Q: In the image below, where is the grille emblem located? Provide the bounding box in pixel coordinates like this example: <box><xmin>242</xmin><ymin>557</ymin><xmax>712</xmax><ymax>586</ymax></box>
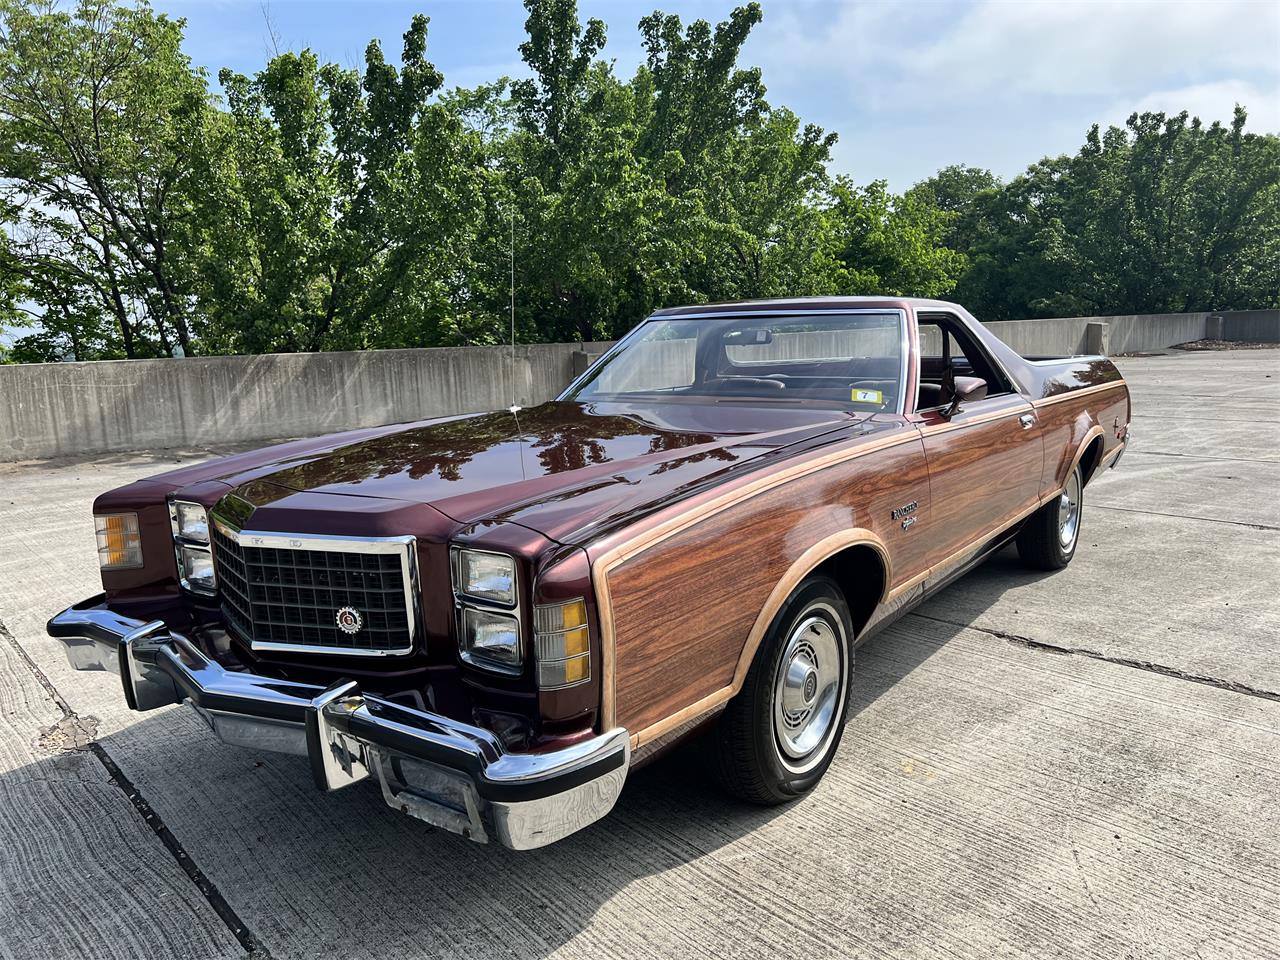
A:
<box><xmin>335</xmin><ymin>606</ymin><xmax>364</xmax><ymax>635</ymax></box>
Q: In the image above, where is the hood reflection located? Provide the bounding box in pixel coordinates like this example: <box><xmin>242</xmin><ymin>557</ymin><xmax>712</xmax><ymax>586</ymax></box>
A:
<box><xmin>229</xmin><ymin>399</ymin><xmax>854</xmax><ymax>532</ymax></box>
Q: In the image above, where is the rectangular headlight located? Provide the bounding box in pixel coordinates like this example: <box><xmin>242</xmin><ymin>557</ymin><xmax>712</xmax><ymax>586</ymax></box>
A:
<box><xmin>95</xmin><ymin>513</ymin><xmax>143</xmax><ymax>570</ymax></box>
<box><xmin>454</xmin><ymin>549</ymin><xmax>517</xmax><ymax>606</ymax></box>
<box><xmin>170</xmin><ymin>500</ymin><xmax>209</xmax><ymax>544</ymax></box>
<box><xmin>460</xmin><ymin>607</ymin><xmax>522</xmax><ymax>672</ymax></box>
<box><xmin>177</xmin><ymin>544</ymin><xmax>217</xmax><ymax>594</ymax></box>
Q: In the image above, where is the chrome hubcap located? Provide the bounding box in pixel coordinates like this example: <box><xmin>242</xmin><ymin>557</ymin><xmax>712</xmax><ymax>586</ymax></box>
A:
<box><xmin>1059</xmin><ymin>468</ymin><xmax>1081</xmax><ymax>549</ymax></box>
<box><xmin>773</xmin><ymin>612</ymin><xmax>845</xmax><ymax>772</ymax></box>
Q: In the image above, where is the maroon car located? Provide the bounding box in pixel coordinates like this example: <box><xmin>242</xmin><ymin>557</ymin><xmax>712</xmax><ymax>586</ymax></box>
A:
<box><xmin>50</xmin><ymin>298</ymin><xmax>1130</xmax><ymax>848</ymax></box>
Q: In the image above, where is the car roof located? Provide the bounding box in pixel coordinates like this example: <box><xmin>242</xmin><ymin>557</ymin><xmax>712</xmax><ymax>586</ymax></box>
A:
<box><xmin>649</xmin><ymin>296</ymin><xmax>963</xmax><ymax>319</ymax></box>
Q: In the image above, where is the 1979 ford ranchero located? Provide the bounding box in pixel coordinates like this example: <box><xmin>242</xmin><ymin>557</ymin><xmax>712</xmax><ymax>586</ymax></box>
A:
<box><xmin>49</xmin><ymin>298</ymin><xmax>1130</xmax><ymax>848</ymax></box>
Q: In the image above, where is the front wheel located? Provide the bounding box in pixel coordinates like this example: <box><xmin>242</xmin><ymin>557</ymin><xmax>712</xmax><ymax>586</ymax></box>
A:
<box><xmin>712</xmin><ymin>575</ymin><xmax>854</xmax><ymax>805</ymax></box>
<box><xmin>1017</xmin><ymin>463</ymin><xmax>1084</xmax><ymax>570</ymax></box>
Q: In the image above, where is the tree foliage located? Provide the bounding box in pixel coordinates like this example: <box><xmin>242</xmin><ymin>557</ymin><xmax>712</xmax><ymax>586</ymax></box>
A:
<box><xmin>0</xmin><ymin>0</ymin><xmax>1275</xmax><ymax>363</ymax></box>
<box><xmin>946</xmin><ymin>109</ymin><xmax>1280</xmax><ymax>320</ymax></box>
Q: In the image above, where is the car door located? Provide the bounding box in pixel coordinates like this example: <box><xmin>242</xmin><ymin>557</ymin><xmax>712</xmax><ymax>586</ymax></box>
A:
<box><xmin>912</xmin><ymin>311</ymin><xmax>1043</xmax><ymax>585</ymax></box>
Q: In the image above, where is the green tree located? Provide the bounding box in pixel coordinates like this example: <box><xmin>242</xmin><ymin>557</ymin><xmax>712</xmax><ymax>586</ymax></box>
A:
<box><xmin>0</xmin><ymin>0</ymin><xmax>217</xmax><ymax>356</ymax></box>
<box><xmin>504</xmin><ymin>0</ymin><xmax>677</xmax><ymax>342</ymax></box>
<box><xmin>950</xmin><ymin>109</ymin><xmax>1280</xmax><ymax>319</ymax></box>
<box><xmin>630</xmin><ymin>4</ymin><xmax>838</xmax><ymax>304</ymax></box>
<box><xmin>195</xmin><ymin>15</ymin><xmax>501</xmax><ymax>353</ymax></box>
<box><xmin>7</xmin><ymin>0</ymin><xmax>1268</xmax><ymax>365</ymax></box>
<box><xmin>825</xmin><ymin>178</ymin><xmax>967</xmax><ymax>299</ymax></box>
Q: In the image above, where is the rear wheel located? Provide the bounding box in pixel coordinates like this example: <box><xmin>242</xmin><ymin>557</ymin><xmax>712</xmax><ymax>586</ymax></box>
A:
<box><xmin>1017</xmin><ymin>463</ymin><xmax>1083</xmax><ymax>570</ymax></box>
<box><xmin>713</xmin><ymin>576</ymin><xmax>853</xmax><ymax>805</ymax></box>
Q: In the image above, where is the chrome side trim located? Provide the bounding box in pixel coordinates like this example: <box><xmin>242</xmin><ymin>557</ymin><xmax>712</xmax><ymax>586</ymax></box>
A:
<box><xmin>47</xmin><ymin>597</ymin><xmax>630</xmax><ymax>850</ymax></box>
<box><xmin>209</xmin><ymin>512</ymin><xmax>421</xmax><ymax>657</ymax></box>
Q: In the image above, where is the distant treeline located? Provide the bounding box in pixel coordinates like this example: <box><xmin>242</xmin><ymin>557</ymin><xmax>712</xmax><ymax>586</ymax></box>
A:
<box><xmin>0</xmin><ymin>0</ymin><xmax>1276</xmax><ymax>363</ymax></box>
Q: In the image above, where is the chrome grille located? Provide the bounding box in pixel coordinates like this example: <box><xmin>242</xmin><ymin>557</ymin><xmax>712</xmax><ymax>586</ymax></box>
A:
<box><xmin>211</xmin><ymin>521</ymin><xmax>417</xmax><ymax>656</ymax></box>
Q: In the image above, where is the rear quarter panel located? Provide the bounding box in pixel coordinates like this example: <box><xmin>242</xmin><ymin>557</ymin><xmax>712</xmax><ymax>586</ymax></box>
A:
<box><xmin>1025</xmin><ymin>359</ymin><xmax>1131</xmax><ymax>493</ymax></box>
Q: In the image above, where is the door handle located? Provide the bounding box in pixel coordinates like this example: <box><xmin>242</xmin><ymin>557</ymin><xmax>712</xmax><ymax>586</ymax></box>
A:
<box><xmin>1019</xmin><ymin>414</ymin><xmax>1035</xmax><ymax>429</ymax></box>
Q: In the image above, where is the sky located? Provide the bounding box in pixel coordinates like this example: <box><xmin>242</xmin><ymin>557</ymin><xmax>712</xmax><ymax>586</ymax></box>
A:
<box><xmin>151</xmin><ymin>0</ymin><xmax>1280</xmax><ymax>191</ymax></box>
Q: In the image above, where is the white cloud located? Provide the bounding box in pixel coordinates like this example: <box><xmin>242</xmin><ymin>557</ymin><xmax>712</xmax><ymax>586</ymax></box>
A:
<box><xmin>756</xmin><ymin>0</ymin><xmax>1279</xmax><ymax>106</ymax></box>
<box><xmin>904</xmin><ymin>0</ymin><xmax>1278</xmax><ymax>102</ymax></box>
<box><xmin>746</xmin><ymin>0</ymin><xmax>1279</xmax><ymax>187</ymax></box>
<box><xmin>1115</xmin><ymin>79</ymin><xmax>1280</xmax><ymax>132</ymax></box>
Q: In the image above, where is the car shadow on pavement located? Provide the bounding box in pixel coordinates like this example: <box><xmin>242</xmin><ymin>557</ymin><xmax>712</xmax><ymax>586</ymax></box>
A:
<box><xmin>12</xmin><ymin>547</ymin><xmax>1060</xmax><ymax>959</ymax></box>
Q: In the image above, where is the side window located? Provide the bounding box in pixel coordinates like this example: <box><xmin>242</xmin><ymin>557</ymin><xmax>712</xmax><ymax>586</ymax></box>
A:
<box><xmin>917</xmin><ymin>313</ymin><xmax>1013</xmax><ymax>409</ymax></box>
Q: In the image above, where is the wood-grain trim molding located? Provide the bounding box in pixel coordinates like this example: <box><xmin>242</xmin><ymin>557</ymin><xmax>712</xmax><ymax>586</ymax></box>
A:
<box><xmin>1069</xmin><ymin>424</ymin><xmax>1106</xmax><ymax>483</ymax></box>
<box><xmin>1101</xmin><ymin>441</ymin><xmax>1125</xmax><ymax>465</ymax></box>
<box><xmin>592</xmin><ymin>429</ymin><xmax>919</xmax><ymax>730</ymax></box>
<box><xmin>732</xmin><ymin>530</ymin><xmax>889</xmax><ymax>683</ymax></box>
<box><xmin>882</xmin><ymin>495</ymin><xmax>1046</xmax><ymax>604</ymax></box>
<box><xmin>916</xmin><ymin>402</ymin><xmax>1027</xmax><ymax>437</ymax></box>
<box><xmin>628</xmin><ymin>687</ymin><xmax>735</xmax><ymax>751</ymax></box>
<box><xmin>1030</xmin><ymin>380</ymin><xmax>1127</xmax><ymax>408</ymax></box>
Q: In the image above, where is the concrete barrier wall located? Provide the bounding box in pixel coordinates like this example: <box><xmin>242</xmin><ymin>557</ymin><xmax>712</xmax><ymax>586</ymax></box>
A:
<box><xmin>1</xmin><ymin>307</ymin><xmax>1273</xmax><ymax>461</ymax></box>
<box><xmin>0</xmin><ymin>342</ymin><xmax>611</xmax><ymax>462</ymax></box>
<box><xmin>986</xmin><ymin>312</ymin><xmax>1213</xmax><ymax>356</ymax></box>
<box><xmin>1211</xmin><ymin>309</ymin><xmax>1280</xmax><ymax>343</ymax></box>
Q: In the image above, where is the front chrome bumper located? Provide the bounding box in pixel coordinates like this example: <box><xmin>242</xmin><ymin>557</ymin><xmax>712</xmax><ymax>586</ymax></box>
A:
<box><xmin>48</xmin><ymin>596</ymin><xmax>629</xmax><ymax>849</ymax></box>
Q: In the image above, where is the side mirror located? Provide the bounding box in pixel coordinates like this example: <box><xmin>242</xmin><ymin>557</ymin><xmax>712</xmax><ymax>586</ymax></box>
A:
<box><xmin>943</xmin><ymin>376</ymin><xmax>987</xmax><ymax>417</ymax></box>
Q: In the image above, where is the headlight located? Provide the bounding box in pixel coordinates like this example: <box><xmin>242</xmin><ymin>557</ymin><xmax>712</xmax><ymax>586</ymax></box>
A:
<box><xmin>534</xmin><ymin>599</ymin><xmax>591</xmax><ymax>688</ymax></box>
<box><xmin>453</xmin><ymin>548</ymin><xmax>517</xmax><ymax>606</ymax></box>
<box><xmin>169</xmin><ymin>500</ymin><xmax>215</xmax><ymax>593</ymax></box>
<box><xmin>170</xmin><ymin>500</ymin><xmax>210</xmax><ymax>544</ymax></box>
<box><xmin>177</xmin><ymin>544</ymin><xmax>217</xmax><ymax>595</ymax></box>
<box><xmin>460</xmin><ymin>607</ymin><xmax>522</xmax><ymax>672</ymax></box>
<box><xmin>95</xmin><ymin>513</ymin><xmax>143</xmax><ymax>570</ymax></box>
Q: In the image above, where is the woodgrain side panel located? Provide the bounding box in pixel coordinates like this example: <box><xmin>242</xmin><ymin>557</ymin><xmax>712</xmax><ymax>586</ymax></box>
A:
<box><xmin>605</xmin><ymin>432</ymin><xmax>930</xmax><ymax>735</ymax></box>
<box><xmin>1034</xmin><ymin>382</ymin><xmax>1129</xmax><ymax>495</ymax></box>
<box><xmin>916</xmin><ymin>394</ymin><xmax>1044</xmax><ymax>565</ymax></box>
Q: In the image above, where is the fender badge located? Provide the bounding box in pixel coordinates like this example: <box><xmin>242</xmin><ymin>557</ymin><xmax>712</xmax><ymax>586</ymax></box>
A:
<box><xmin>335</xmin><ymin>606</ymin><xmax>364</xmax><ymax>635</ymax></box>
<box><xmin>891</xmin><ymin>501</ymin><xmax>919</xmax><ymax>521</ymax></box>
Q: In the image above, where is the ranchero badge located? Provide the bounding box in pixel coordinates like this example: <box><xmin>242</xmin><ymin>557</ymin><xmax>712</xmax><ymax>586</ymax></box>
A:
<box><xmin>891</xmin><ymin>501</ymin><xmax>919</xmax><ymax>521</ymax></box>
<box><xmin>335</xmin><ymin>606</ymin><xmax>364</xmax><ymax>635</ymax></box>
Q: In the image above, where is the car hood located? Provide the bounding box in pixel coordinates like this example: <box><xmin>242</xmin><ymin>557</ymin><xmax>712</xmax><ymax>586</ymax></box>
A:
<box><xmin>210</xmin><ymin>400</ymin><xmax>859</xmax><ymax>543</ymax></box>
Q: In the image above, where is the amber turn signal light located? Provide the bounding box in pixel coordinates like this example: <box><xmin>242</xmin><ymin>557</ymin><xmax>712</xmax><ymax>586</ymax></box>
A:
<box><xmin>534</xmin><ymin>598</ymin><xmax>591</xmax><ymax>689</ymax></box>
<box><xmin>95</xmin><ymin>513</ymin><xmax>143</xmax><ymax>570</ymax></box>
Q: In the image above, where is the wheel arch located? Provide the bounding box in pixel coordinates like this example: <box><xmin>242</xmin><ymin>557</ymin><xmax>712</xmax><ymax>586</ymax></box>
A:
<box><xmin>1079</xmin><ymin>433</ymin><xmax>1106</xmax><ymax>486</ymax></box>
<box><xmin>731</xmin><ymin>530</ymin><xmax>889</xmax><ymax>694</ymax></box>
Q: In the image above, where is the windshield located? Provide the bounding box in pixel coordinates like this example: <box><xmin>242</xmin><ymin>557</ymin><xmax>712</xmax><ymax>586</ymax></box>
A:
<box><xmin>564</xmin><ymin>312</ymin><xmax>906</xmax><ymax>412</ymax></box>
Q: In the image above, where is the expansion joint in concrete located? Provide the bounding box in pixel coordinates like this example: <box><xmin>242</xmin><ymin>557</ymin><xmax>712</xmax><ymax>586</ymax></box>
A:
<box><xmin>1090</xmin><ymin>503</ymin><xmax>1280</xmax><ymax>532</ymax></box>
<box><xmin>0</xmin><ymin>617</ymin><xmax>271</xmax><ymax>958</ymax></box>
<box><xmin>910</xmin><ymin>613</ymin><xmax>1280</xmax><ymax>704</ymax></box>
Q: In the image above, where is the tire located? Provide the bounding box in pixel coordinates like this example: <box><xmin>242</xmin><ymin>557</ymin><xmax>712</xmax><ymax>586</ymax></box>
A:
<box><xmin>713</xmin><ymin>575</ymin><xmax>854</xmax><ymax>805</ymax></box>
<box><xmin>1017</xmin><ymin>463</ymin><xmax>1084</xmax><ymax>570</ymax></box>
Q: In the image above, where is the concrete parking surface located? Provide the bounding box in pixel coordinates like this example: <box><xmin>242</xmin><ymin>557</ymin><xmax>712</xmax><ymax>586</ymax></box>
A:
<box><xmin>1</xmin><ymin>350</ymin><xmax>1276</xmax><ymax>959</ymax></box>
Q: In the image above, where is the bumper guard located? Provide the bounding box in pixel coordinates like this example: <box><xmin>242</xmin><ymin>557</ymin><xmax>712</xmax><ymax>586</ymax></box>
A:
<box><xmin>48</xmin><ymin>596</ymin><xmax>629</xmax><ymax>849</ymax></box>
